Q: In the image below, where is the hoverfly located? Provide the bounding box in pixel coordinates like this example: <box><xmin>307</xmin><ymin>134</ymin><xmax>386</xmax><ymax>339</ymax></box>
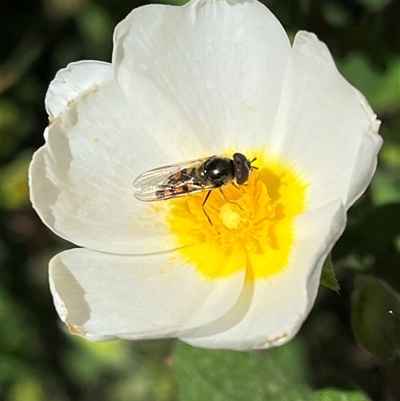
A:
<box><xmin>133</xmin><ymin>153</ymin><xmax>257</xmax><ymax>224</ymax></box>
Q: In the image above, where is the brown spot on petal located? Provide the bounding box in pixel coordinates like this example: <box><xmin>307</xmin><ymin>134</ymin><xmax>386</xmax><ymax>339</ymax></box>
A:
<box><xmin>66</xmin><ymin>321</ymin><xmax>85</xmax><ymax>336</ymax></box>
<box><xmin>66</xmin><ymin>83</ymin><xmax>100</xmax><ymax>109</ymax></box>
<box><xmin>48</xmin><ymin>116</ymin><xmax>55</xmax><ymax>126</ymax></box>
<box><xmin>266</xmin><ymin>332</ymin><xmax>289</xmax><ymax>346</ymax></box>
<box><xmin>67</xmin><ymin>98</ymin><xmax>77</xmax><ymax>108</ymax></box>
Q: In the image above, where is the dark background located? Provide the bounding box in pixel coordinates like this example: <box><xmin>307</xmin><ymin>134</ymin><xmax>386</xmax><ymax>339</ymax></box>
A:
<box><xmin>1</xmin><ymin>0</ymin><xmax>399</xmax><ymax>400</ymax></box>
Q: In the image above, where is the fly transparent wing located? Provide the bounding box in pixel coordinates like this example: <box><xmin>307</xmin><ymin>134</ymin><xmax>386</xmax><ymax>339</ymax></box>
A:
<box><xmin>133</xmin><ymin>157</ymin><xmax>212</xmax><ymax>201</ymax></box>
<box><xmin>139</xmin><ymin>178</ymin><xmax>215</xmax><ymax>201</ymax></box>
<box><xmin>133</xmin><ymin>158</ymin><xmax>206</xmax><ymax>187</ymax></box>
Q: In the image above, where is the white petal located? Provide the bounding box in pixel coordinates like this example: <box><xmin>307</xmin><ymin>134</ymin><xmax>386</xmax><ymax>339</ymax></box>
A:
<box><xmin>49</xmin><ymin>248</ymin><xmax>245</xmax><ymax>341</ymax></box>
<box><xmin>346</xmin><ymin>87</ymin><xmax>382</xmax><ymax>207</ymax></box>
<box><xmin>45</xmin><ymin>61</ymin><xmax>113</xmax><ymax>119</ymax></box>
<box><xmin>29</xmin><ymin>130</ymin><xmax>177</xmax><ymax>255</ymax></box>
<box><xmin>269</xmin><ymin>31</ymin><xmax>382</xmax><ymax>211</ymax></box>
<box><xmin>113</xmin><ymin>0</ymin><xmax>291</xmax><ymax>153</ymax></box>
<box><xmin>180</xmin><ymin>200</ymin><xmax>346</xmax><ymax>350</ymax></box>
<box><xmin>31</xmin><ymin>61</ymin><xmax>202</xmax><ymax>254</ymax></box>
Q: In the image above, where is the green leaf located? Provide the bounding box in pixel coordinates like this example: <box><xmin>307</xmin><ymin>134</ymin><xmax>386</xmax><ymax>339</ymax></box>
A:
<box><xmin>352</xmin><ymin>275</ymin><xmax>400</xmax><ymax>358</ymax></box>
<box><xmin>315</xmin><ymin>388</ymin><xmax>370</xmax><ymax>401</ymax></box>
<box><xmin>174</xmin><ymin>341</ymin><xmax>312</xmax><ymax>401</ymax></box>
<box><xmin>320</xmin><ymin>254</ymin><xmax>340</xmax><ymax>291</ymax></box>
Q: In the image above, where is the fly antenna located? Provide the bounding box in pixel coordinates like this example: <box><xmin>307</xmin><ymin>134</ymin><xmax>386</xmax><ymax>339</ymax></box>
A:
<box><xmin>250</xmin><ymin>157</ymin><xmax>258</xmax><ymax>170</ymax></box>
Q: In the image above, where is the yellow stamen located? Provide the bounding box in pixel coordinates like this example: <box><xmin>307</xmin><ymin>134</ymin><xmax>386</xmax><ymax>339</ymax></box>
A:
<box><xmin>165</xmin><ymin>151</ymin><xmax>308</xmax><ymax>281</ymax></box>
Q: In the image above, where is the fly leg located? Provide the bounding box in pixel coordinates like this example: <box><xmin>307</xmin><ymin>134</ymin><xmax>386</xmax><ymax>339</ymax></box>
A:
<box><xmin>219</xmin><ymin>187</ymin><xmax>243</xmax><ymax>210</ymax></box>
<box><xmin>202</xmin><ymin>190</ymin><xmax>213</xmax><ymax>225</ymax></box>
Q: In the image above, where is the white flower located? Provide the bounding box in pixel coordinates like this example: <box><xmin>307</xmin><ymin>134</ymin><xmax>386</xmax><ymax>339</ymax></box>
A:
<box><xmin>29</xmin><ymin>0</ymin><xmax>382</xmax><ymax>350</ymax></box>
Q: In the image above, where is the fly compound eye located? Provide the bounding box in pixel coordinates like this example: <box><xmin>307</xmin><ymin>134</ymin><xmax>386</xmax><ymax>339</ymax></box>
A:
<box><xmin>233</xmin><ymin>153</ymin><xmax>250</xmax><ymax>185</ymax></box>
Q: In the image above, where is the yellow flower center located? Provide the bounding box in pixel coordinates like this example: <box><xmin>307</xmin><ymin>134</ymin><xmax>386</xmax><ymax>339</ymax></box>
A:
<box><xmin>165</xmin><ymin>151</ymin><xmax>308</xmax><ymax>281</ymax></box>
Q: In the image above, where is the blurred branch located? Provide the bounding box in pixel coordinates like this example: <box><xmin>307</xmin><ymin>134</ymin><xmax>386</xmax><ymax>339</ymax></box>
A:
<box><xmin>0</xmin><ymin>33</ymin><xmax>44</xmax><ymax>94</ymax></box>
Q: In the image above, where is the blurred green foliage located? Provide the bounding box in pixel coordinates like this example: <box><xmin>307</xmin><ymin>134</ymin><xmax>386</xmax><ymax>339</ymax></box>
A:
<box><xmin>175</xmin><ymin>341</ymin><xmax>371</xmax><ymax>401</ymax></box>
<box><xmin>175</xmin><ymin>341</ymin><xmax>313</xmax><ymax>401</ymax></box>
<box><xmin>1</xmin><ymin>0</ymin><xmax>399</xmax><ymax>400</ymax></box>
<box><xmin>352</xmin><ymin>275</ymin><xmax>400</xmax><ymax>359</ymax></box>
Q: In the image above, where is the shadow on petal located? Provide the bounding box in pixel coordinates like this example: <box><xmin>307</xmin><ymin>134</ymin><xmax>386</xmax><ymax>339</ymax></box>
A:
<box><xmin>50</xmin><ymin>255</ymin><xmax>91</xmax><ymax>328</ymax></box>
